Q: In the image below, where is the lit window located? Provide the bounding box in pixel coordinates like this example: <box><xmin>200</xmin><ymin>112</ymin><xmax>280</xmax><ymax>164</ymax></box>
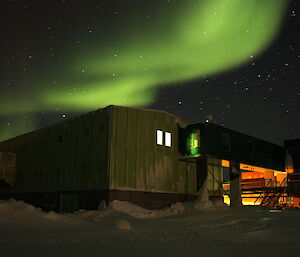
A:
<box><xmin>157</xmin><ymin>130</ymin><xmax>163</xmax><ymax>145</ymax></box>
<box><xmin>193</xmin><ymin>138</ymin><xmax>199</xmax><ymax>147</ymax></box>
<box><xmin>165</xmin><ymin>132</ymin><xmax>171</xmax><ymax>147</ymax></box>
<box><xmin>188</xmin><ymin>130</ymin><xmax>200</xmax><ymax>156</ymax></box>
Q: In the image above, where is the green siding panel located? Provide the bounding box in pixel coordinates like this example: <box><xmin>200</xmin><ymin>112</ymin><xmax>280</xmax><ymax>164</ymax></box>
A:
<box><xmin>109</xmin><ymin>106</ymin><xmax>194</xmax><ymax>195</ymax></box>
<box><xmin>187</xmin><ymin>162</ymin><xmax>197</xmax><ymax>195</ymax></box>
<box><xmin>207</xmin><ymin>157</ymin><xmax>223</xmax><ymax>197</ymax></box>
<box><xmin>146</xmin><ymin>111</ymin><xmax>156</xmax><ymax>191</ymax></box>
<box><xmin>136</xmin><ymin>110</ymin><xmax>147</xmax><ymax>190</ymax></box>
<box><xmin>114</xmin><ymin>107</ymin><xmax>127</xmax><ymax>188</ymax></box>
<box><xmin>126</xmin><ymin>109</ymin><xmax>137</xmax><ymax>189</ymax></box>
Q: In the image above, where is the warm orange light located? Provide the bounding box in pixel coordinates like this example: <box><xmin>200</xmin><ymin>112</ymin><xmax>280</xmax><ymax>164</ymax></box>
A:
<box><xmin>293</xmin><ymin>197</ymin><xmax>300</xmax><ymax>207</ymax></box>
<box><xmin>222</xmin><ymin>160</ymin><xmax>230</xmax><ymax>167</ymax></box>
<box><xmin>240</xmin><ymin>163</ymin><xmax>285</xmax><ymax>175</ymax></box>
<box><xmin>242</xmin><ymin>195</ymin><xmax>262</xmax><ymax>206</ymax></box>
<box><xmin>222</xmin><ymin>162</ymin><xmax>293</xmax><ymax>206</ymax></box>
<box><xmin>224</xmin><ymin>194</ymin><xmax>262</xmax><ymax>206</ymax></box>
<box><xmin>240</xmin><ymin>163</ymin><xmax>267</xmax><ymax>172</ymax></box>
<box><xmin>242</xmin><ymin>171</ymin><xmax>263</xmax><ymax>179</ymax></box>
<box><xmin>223</xmin><ymin>195</ymin><xmax>230</xmax><ymax>205</ymax></box>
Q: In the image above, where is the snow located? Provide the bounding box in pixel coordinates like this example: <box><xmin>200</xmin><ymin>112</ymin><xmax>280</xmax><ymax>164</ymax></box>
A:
<box><xmin>110</xmin><ymin>200</ymin><xmax>185</xmax><ymax>219</ymax></box>
<box><xmin>0</xmin><ymin>199</ymin><xmax>300</xmax><ymax>257</ymax></box>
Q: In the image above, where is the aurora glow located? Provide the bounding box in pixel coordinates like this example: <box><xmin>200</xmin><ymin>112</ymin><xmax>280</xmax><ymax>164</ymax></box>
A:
<box><xmin>0</xmin><ymin>0</ymin><xmax>288</xmax><ymax>140</ymax></box>
<box><xmin>42</xmin><ymin>0</ymin><xmax>287</xmax><ymax>110</ymax></box>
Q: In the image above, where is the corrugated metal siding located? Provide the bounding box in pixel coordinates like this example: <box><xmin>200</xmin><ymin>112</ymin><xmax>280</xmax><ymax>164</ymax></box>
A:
<box><xmin>206</xmin><ymin>156</ymin><xmax>223</xmax><ymax>197</ymax></box>
<box><xmin>109</xmin><ymin>106</ymin><xmax>197</xmax><ymax>195</ymax></box>
<box><xmin>187</xmin><ymin>162</ymin><xmax>197</xmax><ymax>194</ymax></box>
<box><xmin>0</xmin><ymin>152</ymin><xmax>16</xmax><ymax>187</ymax></box>
<box><xmin>0</xmin><ymin>108</ymin><xmax>110</xmax><ymax>194</ymax></box>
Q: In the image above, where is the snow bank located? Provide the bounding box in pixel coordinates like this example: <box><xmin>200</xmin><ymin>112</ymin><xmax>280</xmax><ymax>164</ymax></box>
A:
<box><xmin>0</xmin><ymin>199</ymin><xmax>40</xmax><ymax>218</ymax></box>
<box><xmin>0</xmin><ymin>199</ymin><xmax>74</xmax><ymax>224</ymax></box>
<box><xmin>190</xmin><ymin>177</ymin><xmax>228</xmax><ymax>211</ymax></box>
<box><xmin>0</xmin><ymin>196</ymin><xmax>227</xmax><ymax>226</ymax></box>
<box><xmin>109</xmin><ymin>177</ymin><xmax>226</xmax><ymax>218</ymax></box>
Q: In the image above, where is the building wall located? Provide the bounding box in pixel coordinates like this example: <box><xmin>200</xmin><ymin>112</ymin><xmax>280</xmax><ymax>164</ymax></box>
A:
<box><xmin>0</xmin><ymin>105</ymin><xmax>290</xmax><ymax>210</ymax></box>
<box><xmin>108</xmin><ymin>106</ymin><xmax>197</xmax><ymax>195</ymax></box>
<box><xmin>0</xmin><ymin>152</ymin><xmax>16</xmax><ymax>187</ymax></box>
<box><xmin>0</xmin><ymin>108</ymin><xmax>110</xmax><ymax>194</ymax></box>
<box><xmin>200</xmin><ymin>123</ymin><xmax>285</xmax><ymax>171</ymax></box>
<box><xmin>206</xmin><ymin>156</ymin><xmax>223</xmax><ymax>198</ymax></box>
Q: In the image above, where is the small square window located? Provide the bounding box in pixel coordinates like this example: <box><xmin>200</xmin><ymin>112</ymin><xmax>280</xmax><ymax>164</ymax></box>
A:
<box><xmin>165</xmin><ymin>132</ymin><xmax>171</xmax><ymax>147</ymax></box>
<box><xmin>157</xmin><ymin>130</ymin><xmax>163</xmax><ymax>145</ymax></box>
<box><xmin>221</xmin><ymin>133</ymin><xmax>231</xmax><ymax>152</ymax></box>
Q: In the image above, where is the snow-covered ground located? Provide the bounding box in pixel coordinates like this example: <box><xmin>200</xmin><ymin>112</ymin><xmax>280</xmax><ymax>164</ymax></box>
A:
<box><xmin>0</xmin><ymin>199</ymin><xmax>299</xmax><ymax>257</ymax></box>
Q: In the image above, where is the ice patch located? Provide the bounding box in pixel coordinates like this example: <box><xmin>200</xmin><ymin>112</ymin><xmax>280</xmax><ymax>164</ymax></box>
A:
<box><xmin>199</xmin><ymin>219</ymin><xmax>240</xmax><ymax>229</ymax></box>
<box><xmin>72</xmin><ymin>209</ymin><xmax>112</xmax><ymax>222</ymax></box>
<box><xmin>110</xmin><ymin>201</ymin><xmax>185</xmax><ymax>219</ymax></box>
<box><xmin>116</xmin><ymin>219</ymin><xmax>132</xmax><ymax>230</ymax></box>
<box><xmin>269</xmin><ymin>209</ymin><xmax>283</xmax><ymax>213</ymax></box>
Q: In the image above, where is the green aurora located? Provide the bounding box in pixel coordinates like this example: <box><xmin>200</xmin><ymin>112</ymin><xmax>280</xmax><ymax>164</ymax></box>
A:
<box><xmin>1</xmin><ymin>0</ymin><xmax>287</xmax><ymax>139</ymax></box>
<box><xmin>43</xmin><ymin>0</ymin><xmax>287</xmax><ymax>110</ymax></box>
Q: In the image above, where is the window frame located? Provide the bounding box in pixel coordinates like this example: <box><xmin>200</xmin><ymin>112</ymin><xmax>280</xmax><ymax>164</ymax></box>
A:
<box><xmin>165</xmin><ymin>132</ymin><xmax>172</xmax><ymax>147</ymax></box>
<box><xmin>156</xmin><ymin>130</ymin><xmax>163</xmax><ymax>145</ymax></box>
<box><xmin>220</xmin><ymin>133</ymin><xmax>231</xmax><ymax>152</ymax></box>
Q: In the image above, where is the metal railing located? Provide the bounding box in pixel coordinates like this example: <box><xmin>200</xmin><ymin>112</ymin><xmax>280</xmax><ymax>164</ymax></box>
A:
<box><xmin>253</xmin><ymin>177</ymin><xmax>287</xmax><ymax>207</ymax></box>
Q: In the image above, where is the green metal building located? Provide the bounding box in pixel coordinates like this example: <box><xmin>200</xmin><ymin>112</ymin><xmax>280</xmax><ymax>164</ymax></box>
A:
<box><xmin>0</xmin><ymin>105</ymin><xmax>285</xmax><ymax>212</ymax></box>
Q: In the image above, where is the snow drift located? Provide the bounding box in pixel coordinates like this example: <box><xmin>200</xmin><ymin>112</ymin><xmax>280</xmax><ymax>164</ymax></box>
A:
<box><xmin>0</xmin><ymin>199</ymin><xmax>299</xmax><ymax>257</ymax></box>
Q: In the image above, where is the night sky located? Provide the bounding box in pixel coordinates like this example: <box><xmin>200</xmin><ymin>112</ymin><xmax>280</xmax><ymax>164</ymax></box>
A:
<box><xmin>0</xmin><ymin>0</ymin><xmax>299</xmax><ymax>145</ymax></box>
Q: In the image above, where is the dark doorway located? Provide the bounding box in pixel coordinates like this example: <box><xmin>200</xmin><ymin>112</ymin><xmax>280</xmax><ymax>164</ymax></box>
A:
<box><xmin>196</xmin><ymin>158</ymin><xmax>208</xmax><ymax>191</ymax></box>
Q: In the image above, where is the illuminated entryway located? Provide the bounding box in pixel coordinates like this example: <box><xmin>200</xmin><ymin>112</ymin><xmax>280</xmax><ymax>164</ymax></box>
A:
<box><xmin>222</xmin><ymin>160</ymin><xmax>288</xmax><ymax>206</ymax></box>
